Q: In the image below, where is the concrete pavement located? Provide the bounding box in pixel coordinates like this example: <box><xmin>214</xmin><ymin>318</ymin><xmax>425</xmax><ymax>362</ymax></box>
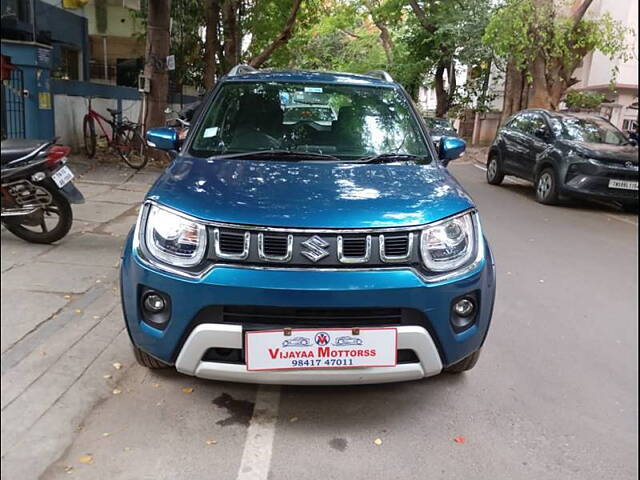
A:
<box><xmin>1</xmin><ymin>154</ymin><xmax>637</xmax><ymax>480</ymax></box>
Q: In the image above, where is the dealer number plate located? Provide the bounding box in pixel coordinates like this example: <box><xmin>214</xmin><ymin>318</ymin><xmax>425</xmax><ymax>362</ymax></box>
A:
<box><xmin>608</xmin><ymin>179</ymin><xmax>638</xmax><ymax>191</ymax></box>
<box><xmin>52</xmin><ymin>166</ymin><xmax>74</xmax><ymax>188</ymax></box>
<box><xmin>245</xmin><ymin>328</ymin><xmax>397</xmax><ymax>371</ymax></box>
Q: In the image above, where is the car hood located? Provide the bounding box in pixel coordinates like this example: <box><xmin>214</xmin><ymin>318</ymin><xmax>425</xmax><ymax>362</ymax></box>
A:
<box><xmin>559</xmin><ymin>140</ymin><xmax>639</xmax><ymax>164</ymax></box>
<box><xmin>146</xmin><ymin>157</ymin><xmax>474</xmax><ymax>228</ymax></box>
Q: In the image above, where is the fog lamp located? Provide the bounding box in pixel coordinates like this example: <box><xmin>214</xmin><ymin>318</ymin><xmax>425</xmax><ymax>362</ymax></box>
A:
<box><xmin>143</xmin><ymin>292</ymin><xmax>166</xmax><ymax>313</ymax></box>
<box><xmin>453</xmin><ymin>298</ymin><xmax>475</xmax><ymax>317</ymax></box>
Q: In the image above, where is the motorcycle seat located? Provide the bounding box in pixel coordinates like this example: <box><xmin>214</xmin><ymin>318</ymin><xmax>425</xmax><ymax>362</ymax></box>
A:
<box><xmin>107</xmin><ymin>108</ymin><xmax>121</xmax><ymax>116</ymax></box>
<box><xmin>1</xmin><ymin>139</ymin><xmax>50</xmax><ymax>165</ymax></box>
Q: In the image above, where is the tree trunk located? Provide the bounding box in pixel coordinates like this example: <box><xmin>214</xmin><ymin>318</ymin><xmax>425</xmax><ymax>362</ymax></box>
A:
<box><xmin>221</xmin><ymin>0</ymin><xmax>240</xmax><ymax>73</ymax></box>
<box><xmin>249</xmin><ymin>0</ymin><xmax>304</xmax><ymax>68</ymax></box>
<box><xmin>528</xmin><ymin>53</ymin><xmax>553</xmax><ymax>109</ymax></box>
<box><xmin>434</xmin><ymin>62</ymin><xmax>448</xmax><ymax>117</ymax></box>
<box><xmin>374</xmin><ymin>20</ymin><xmax>394</xmax><ymax>64</ymax></box>
<box><xmin>204</xmin><ymin>0</ymin><xmax>221</xmax><ymax>89</ymax></box>
<box><xmin>501</xmin><ymin>60</ymin><xmax>526</xmax><ymax>124</ymax></box>
<box><xmin>144</xmin><ymin>0</ymin><xmax>171</xmax><ymax>130</ymax></box>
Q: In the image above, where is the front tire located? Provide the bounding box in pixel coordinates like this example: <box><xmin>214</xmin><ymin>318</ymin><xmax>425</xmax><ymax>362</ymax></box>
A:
<box><xmin>445</xmin><ymin>349</ymin><xmax>481</xmax><ymax>374</ymax></box>
<box><xmin>535</xmin><ymin>167</ymin><xmax>560</xmax><ymax>205</ymax></box>
<box><xmin>132</xmin><ymin>345</ymin><xmax>169</xmax><ymax>369</ymax></box>
<box><xmin>3</xmin><ymin>185</ymin><xmax>73</xmax><ymax>244</ymax></box>
<box><xmin>486</xmin><ymin>153</ymin><xmax>505</xmax><ymax>185</ymax></box>
<box><xmin>621</xmin><ymin>201</ymin><xmax>639</xmax><ymax>213</ymax></box>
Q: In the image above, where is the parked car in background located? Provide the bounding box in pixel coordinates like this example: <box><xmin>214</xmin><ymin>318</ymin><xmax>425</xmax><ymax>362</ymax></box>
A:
<box><xmin>487</xmin><ymin>109</ymin><xmax>639</xmax><ymax>211</ymax></box>
<box><xmin>425</xmin><ymin>117</ymin><xmax>458</xmax><ymax>144</ymax></box>
<box><xmin>123</xmin><ymin>66</ymin><xmax>496</xmax><ymax>385</ymax></box>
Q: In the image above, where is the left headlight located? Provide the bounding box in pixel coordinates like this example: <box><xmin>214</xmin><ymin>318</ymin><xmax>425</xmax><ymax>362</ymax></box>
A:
<box><xmin>420</xmin><ymin>211</ymin><xmax>479</xmax><ymax>273</ymax></box>
<box><xmin>142</xmin><ymin>205</ymin><xmax>207</xmax><ymax>267</ymax></box>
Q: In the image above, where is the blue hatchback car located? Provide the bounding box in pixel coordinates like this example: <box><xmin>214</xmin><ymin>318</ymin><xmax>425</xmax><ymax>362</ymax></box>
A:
<box><xmin>121</xmin><ymin>66</ymin><xmax>496</xmax><ymax>385</ymax></box>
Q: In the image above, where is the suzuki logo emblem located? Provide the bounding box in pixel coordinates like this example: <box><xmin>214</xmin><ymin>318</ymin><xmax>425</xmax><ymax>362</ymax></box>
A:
<box><xmin>301</xmin><ymin>235</ymin><xmax>330</xmax><ymax>262</ymax></box>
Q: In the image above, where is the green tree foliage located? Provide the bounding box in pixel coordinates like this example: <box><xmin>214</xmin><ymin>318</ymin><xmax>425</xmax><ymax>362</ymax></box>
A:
<box><xmin>483</xmin><ymin>0</ymin><xmax>630</xmax><ymax>111</ymax></box>
<box><xmin>564</xmin><ymin>90</ymin><xmax>605</xmax><ymax>110</ymax></box>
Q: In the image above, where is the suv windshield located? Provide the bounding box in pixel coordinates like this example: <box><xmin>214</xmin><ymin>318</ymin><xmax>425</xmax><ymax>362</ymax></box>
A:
<box><xmin>550</xmin><ymin>116</ymin><xmax>629</xmax><ymax>145</ymax></box>
<box><xmin>190</xmin><ymin>82</ymin><xmax>430</xmax><ymax>160</ymax></box>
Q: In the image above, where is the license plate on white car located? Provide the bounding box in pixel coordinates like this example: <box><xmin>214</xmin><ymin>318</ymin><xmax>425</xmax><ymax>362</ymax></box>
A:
<box><xmin>245</xmin><ymin>327</ymin><xmax>397</xmax><ymax>371</ymax></box>
<box><xmin>51</xmin><ymin>166</ymin><xmax>74</xmax><ymax>188</ymax></box>
<box><xmin>608</xmin><ymin>179</ymin><xmax>638</xmax><ymax>191</ymax></box>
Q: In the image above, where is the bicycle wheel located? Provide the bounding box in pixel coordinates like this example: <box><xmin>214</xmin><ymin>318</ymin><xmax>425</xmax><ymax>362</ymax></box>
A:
<box><xmin>83</xmin><ymin>115</ymin><xmax>96</xmax><ymax>158</ymax></box>
<box><xmin>114</xmin><ymin>125</ymin><xmax>148</xmax><ymax>169</ymax></box>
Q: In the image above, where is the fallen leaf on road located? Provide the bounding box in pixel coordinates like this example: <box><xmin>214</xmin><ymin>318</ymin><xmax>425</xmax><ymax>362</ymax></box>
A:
<box><xmin>74</xmin><ymin>309</ymin><xmax>82</xmax><ymax>314</ymax></box>
<box><xmin>124</xmin><ymin>447</ymin><xmax>131</xmax><ymax>452</ymax></box>
<box><xmin>373</xmin><ymin>438</ymin><xmax>383</xmax><ymax>446</ymax></box>
<box><xmin>112</xmin><ymin>362</ymin><xmax>123</xmax><ymax>370</ymax></box>
<box><xmin>112</xmin><ymin>388</ymin><xmax>122</xmax><ymax>395</ymax></box>
<box><xmin>103</xmin><ymin>374</ymin><xmax>112</xmax><ymax>379</ymax></box>
<box><xmin>289</xmin><ymin>416</ymin><xmax>299</xmax><ymax>423</ymax></box>
<box><xmin>206</xmin><ymin>439</ymin><xmax>217</xmax><ymax>445</ymax></box>
<box><xmin>102</xmin><ymin>432</ymin><xmax>111</xmax><ymax>437</ymax></box>
<box><xmin>64</xmin><ymin>465</ymin><xmax>73</xmax><ymax>473</ymax></box>
<box><xmin>64</xmin><ymin>295</ymin><xmax>71</xmax><ymax>299</ymax></box>
<box><xmin>152</xmin><ymin>383</ymin><xmax>160</xmax><ymax>388</ymax></box>
<box><xmin>93</xmin><ymin>315</ymin><xmax>100</xmax><ymax>320</ymax></box>
<box><xmin>182</xmin><ymin>387</ymin><xmax>194</xmax><ymax>394</ymax></box>
<box><xmin>539</xmin><ymin>279</ymin><xmax>545</xmax><ymax>283</ymax></box>
<box><xmin>78</xmin><ymin>455</ymin><xmax>93</xmax><ymax>464</ymax></box>
<box><xmin>96</xmin><ymin>279</ymin><xmax>101</xmax><ymax>283</ymax></box>
<box><xmin>454</xmin><ymin>436</ymin><xmax>466</xmax><ymax>444</ymax></box>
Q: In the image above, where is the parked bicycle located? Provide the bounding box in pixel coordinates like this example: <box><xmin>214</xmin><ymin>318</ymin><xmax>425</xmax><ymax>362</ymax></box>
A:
<box><xmin>82</xmin><ymin>98</ymin><xmax>148</xmax><ymax>169</ymax></box>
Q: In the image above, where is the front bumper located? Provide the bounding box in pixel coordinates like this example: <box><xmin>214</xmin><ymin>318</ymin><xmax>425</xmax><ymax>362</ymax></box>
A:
<box><xmin>120</xmin><ymin>233</ymin><xmax>496</xmax><ymax>385</ymax></box>
<box><xmin>561</xmin><ymin>162</ymin><xmax>638</xmax><ymax>202</ymax></box>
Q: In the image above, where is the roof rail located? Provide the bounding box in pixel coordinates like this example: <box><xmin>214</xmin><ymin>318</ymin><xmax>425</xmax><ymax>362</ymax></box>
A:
<box><xmin>364</xmin><ymin>70</ymin><xmax>394</xmax><ymax>82</ymax></box>
<box><xmin>227</xmin><ymin>64</ymin><xmax>258</xmax><ymax>76</ymax></box>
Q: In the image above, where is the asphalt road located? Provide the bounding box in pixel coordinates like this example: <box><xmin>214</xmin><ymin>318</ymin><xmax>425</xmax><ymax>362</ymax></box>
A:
<box><xmin>3</xmin><ymin>159</ymin><xmax>637</xmax><ymax>480</ymax></box>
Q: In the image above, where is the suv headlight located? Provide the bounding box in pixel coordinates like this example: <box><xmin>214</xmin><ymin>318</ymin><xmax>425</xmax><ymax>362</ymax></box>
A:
<box><xmin>141</xmin><ymin>205</ymin><xmax>207</xmax><ymax>267</ymax></box>
<box><xmin>420</xmin><ymin>211</ymin><xmax>480</xmax><ymax>273</ymax></box>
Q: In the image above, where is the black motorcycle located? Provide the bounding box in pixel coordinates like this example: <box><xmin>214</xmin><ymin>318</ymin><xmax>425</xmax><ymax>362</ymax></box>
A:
<box><xmin>1</xmin><ymin>139</ymin><xmax>84</xmax><ymax>244</ymax></box>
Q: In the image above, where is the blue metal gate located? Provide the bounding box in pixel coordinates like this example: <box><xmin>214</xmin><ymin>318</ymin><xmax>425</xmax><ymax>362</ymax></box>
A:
<box><xmin>1</xmin><ymin>67</ymin><xmax>26</xmax><ymax>139</ymax></box>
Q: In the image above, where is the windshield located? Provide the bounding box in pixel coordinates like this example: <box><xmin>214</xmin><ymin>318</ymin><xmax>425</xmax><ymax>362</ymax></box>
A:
<box><xmin>190</xmin><ymin>82</ymin><xmax>430</xmax><ymax>160</ymax></box>
<box><xmin>426</xmin><ymin>118</ymin><xmax>452</xmax><ymax>130</ymax></box>
<box><xmin>550</xmin><ymin>116</ymin><xmax>629</xmax><ymax>145</ymax></box>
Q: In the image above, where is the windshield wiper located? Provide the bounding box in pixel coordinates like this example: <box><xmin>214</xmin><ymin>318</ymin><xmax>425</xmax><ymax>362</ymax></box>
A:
<box><xmin>354</xmin><ymin>153</ymin><xmax>430</xmax><ymax>164</ymax></box>
<box><xmin>208</xmin><ymin>149</ymin><xmax>340</xmax><ymax>161</ymax></box>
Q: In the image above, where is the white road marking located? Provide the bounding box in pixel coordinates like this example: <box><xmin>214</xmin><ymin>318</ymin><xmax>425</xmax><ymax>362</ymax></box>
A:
<box><xmin>604</xmin><ymin>214</ymin><xmax>638</xmax><ymax>226</ymax></box>
<box><xmin>471</xmin><ymin>163</ymin><xmax>530</xmax><ymax>186</ymax></box>
<box><xmin>236</xmin><ymin>385</ymin><xmax>281</xmax><ymax>480</ymax></box>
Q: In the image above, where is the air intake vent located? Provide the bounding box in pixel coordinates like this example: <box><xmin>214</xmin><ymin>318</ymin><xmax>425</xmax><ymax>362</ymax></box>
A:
<box><xmin>383</xmin><ymin>234</ymin><xmax>410</xmax><ymax>257</ymax></box>
<box><xmin>341</xmin><ymin>236</ymin><xmax>367</xmax><ymax>257</ymax></box>
<box><xmin>262</xmin><ymin>235</ymin><xmax>288</xmax><ymax>257</ymax></box>
<box><xmin>218</xmin><ymin>230</ymin><xmax>246</xmax><ymax>254</ymax></box>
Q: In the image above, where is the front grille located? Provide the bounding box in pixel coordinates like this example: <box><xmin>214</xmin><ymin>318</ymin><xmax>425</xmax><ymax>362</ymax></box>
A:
<box><xmin>341</xmin><ymin>236</ymin><xmax>367</xmax><ymax>257</ymax></box>
<box><xmin>207</xmin><ymin>227</ymin><xmax>420</xmax><ymax>267</ymax></box>
<box><xmin>218</xmin><ymin>230</ymin><xmax>246</xmax><ymax>254</ymax></box>
<box><xmin>262</xmin><ymin>234</ymin><xmax>289</xmax><ymax>256</ymax></box>
<box><xmin>222</xmin><ymin>306</ymin><xmax>404</xmax><ymax>327</ymax></box>
<box><xmin>383</xmin><ymin>235</ymin><xmax>410</xmax><ymax>257</ymax></box>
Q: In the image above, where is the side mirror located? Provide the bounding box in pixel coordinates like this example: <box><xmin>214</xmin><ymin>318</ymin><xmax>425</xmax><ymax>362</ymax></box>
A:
<box><xmin>146</xmin><ymin>127</ymin><xmax>179</xmax><ymax>152</ymax></box>
<box><xmin>534</xmin><ymin>127</ymin><xmax>549</xmax><ymax>141</ymax></box>
<box><xmin>438</xmin><ymin>136</ymin><xmax>466</xmax><ymax>166</ymax></box>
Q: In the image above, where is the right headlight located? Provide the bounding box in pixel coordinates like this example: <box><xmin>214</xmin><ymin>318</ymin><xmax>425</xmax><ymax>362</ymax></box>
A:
<box><xmin>141</xmin><ymin>204</ymin><xmax>207</xmax><ymax>268</ymax></box>
<box><xmin>420</xmin><ymin>211</ymin><xmax>480</xmax><ymax>273</ymax></box>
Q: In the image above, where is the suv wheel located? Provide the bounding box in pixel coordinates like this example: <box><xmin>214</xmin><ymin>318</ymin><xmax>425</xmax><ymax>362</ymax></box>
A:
<box><xmin>535</xmin><ymin>168</ymin><xmax>559</xmax><ymax>205</ymax></box>
<box><xmin>445</xmin><ymin>349</ymin><xmax>481</xmax><ymax>374</ymax></box>
<box><xmin>486</xmin><ymin>153</ymin><xmax>504</xmax><ymax>185</ymax></box>
<box><xmin>132</xmin><ymin>345</ymin><xmax>170</xmax><ymax>369</ymax></box>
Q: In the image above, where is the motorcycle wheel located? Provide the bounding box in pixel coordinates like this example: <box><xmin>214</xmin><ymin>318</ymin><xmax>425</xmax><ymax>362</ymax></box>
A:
<box><xmin>3</xmin><ymin>185</ymin><xmax>73</xmax><ymax>244</ymax></box>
